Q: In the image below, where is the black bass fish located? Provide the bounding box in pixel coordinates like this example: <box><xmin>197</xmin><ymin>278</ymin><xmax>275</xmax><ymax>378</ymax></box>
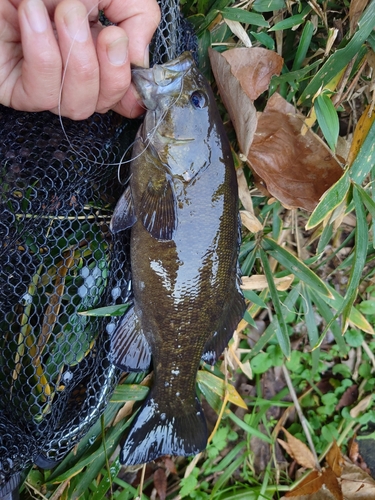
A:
<box><xmin>110</xmin><ymin>52</ymin><xmax>245</xmax><ymax>465</ymax></box>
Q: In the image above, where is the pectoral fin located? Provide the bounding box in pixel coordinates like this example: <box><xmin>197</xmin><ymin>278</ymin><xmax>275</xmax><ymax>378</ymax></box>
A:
<box><xmin>140</xmin><ymin>176</ymin><xmax>176</xmax><ymax>241</ymax></box>
<box><xmin>110</xmin><ymin>186</ymin><xmax>136</xmax><ymax>234</ymax></box>
<box><xmin>202</xmin><ymin>282</ymin><xmax>246</xmax><ymax>365</ymax></box>
<box><xmin>110</xmin><ymin>306</ymin><xmax>151</xmax><ymax>372</ymax></box>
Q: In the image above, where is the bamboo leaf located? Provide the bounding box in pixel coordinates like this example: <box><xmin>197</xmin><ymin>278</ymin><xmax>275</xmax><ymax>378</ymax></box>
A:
<box><xmin>306</xmin><ymin>170</ymin><xmax>350</xmax><ymax>230</ymax></box>
<box><xmin>259</xmin><ymin>248</ymin><xmax>290</xmax><ymax>358</ymax></box>
<box><xmin>350</xmin><ymin>116</ymin><xmax>375</xmax><ymax>184</ymax></box>
<box><xmin>269</xmin><ymin>5</ymin><xmax>311</xmax><ymax>31</ymax></box>
<box><xmin>299</xmin><ymin>0</ymin><xmax>375</xmax><ymax>104</ymax></box>
<box><xmin>314</xmin><ymin>93</ymin><xmax>339</xmax><ymax>151</ymax></box>
<box><xmin>111</xmin><ymin>384</ymin><xmax>149</xmax><ymax>403</ymax></box>
<box><xmin>262</xmin><ymin>237</ymin><xmax>332</xmax><ymax>298</ymax></box>
<box><xmin>197</xmin><ymin>370</ymin><xmax>247</xmax><ymax>409</ymax></box>
<box><xmin>221</xmin><ymin>7</ymin><xmax>269</xmax><ymax>27</ymax></box>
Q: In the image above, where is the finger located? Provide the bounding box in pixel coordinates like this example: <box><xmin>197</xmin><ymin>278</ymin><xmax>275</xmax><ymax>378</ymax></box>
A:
<box><xmin>14</xmin><ymin>0</ymin><xmax>62</xmax><ymax>111</ymax></box>
<box><xmin>95</xmin><ymin>25</ymin><xmax>131</xmax><ymax>114</ymax></box>
<box><xmin>52</xmin><ymin>0</ymin><xmax>99</xmax><ymax>119</ymax></box>
<box><xmin>102</xmin><ymin>0</ymin><xmax>161</xmax><ymax>67</ymax></box>
<box><xmin>113</xmin><ymin>83</ymin><xmax>144</xmax><ymax>118</ymax></box>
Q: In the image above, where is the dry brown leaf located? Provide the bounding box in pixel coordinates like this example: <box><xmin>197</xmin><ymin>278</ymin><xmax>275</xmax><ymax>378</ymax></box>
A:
<box><xmin>341</xmin><ymin>458</ymin><xmax>375</xmax><ymax>499</ymax></box>
<box><xmin>209</xmin><ymin>48</ymin><xmax>257</xmax><ymax>158</ymax></box>
<box><xmin>335</xmin><ymin>384</ymin><xmax>358</xmax><ymax>411</ymax></box>
<box><xmin>279</xmin><ymin>428</ymin><xmax>317</xmax><ymax>469</ymax></box>
<box><xmin>224</xmin><ymin>19</ymin><xmax>252</xmax><ymax>47</ymax></box>
<box><xmin>285</xmin><ymin>469</ymin><xmax>342</xmax><ymax>499</ymax></box>
<box><xmin>326</xmin><ymin>441</ymin><xmax>345</xmax><ymax>477</ymax></box>
<box><xmin>247</xmin><ymin>93</ymin><xmax>343</xmax><ymax>211</ymax></box>
<box><xmin>241</xmin><ymin>274</ymin><xmax>294</xmax><ymax>291</ymax></box>
<box><xmin>240</xmin><ymin>210</ymin><xmax>263</xmax><ymax>233</ymax></box>
<box><xmin>237</xmin><ymin>167</ymin><xmax>255</xmax><ymax>213</ymax></box>
<box><xmin>163</xmin><ymin>457</ymin><xmax>177</xmax><ymax>475</ymax></box>
<box><xmin>209</xmin><ymin>47</ymin><xmax>283</xmax><ymax>157</ymax></box>
<box><xmin>153</xmin><ymin>468</ymin><xmax>167</xmax><ymax>500</ymax></box>
<box><xmin>285</xmin><ymin>470</ymin><xmax>324</xmax><ymax>497</ymax></box>
<box><xmin>221</xmin><ymin>47</ymin><xmax>283</xmax><ymax>101</ymax></box>
<box><xmin>349</xmin><ymin>0</ymin><xmax>370</xmax><ymax>36</ymax></box>
<box><xmin>350</xmin><ymin>394</ymin><xmax>373</xmax><ymax>418</ymax></box>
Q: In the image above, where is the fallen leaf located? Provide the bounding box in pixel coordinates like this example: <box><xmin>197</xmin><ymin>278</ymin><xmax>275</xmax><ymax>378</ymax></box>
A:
<box><xmin>341</xmin><ymin>458</ymin><xmax>375</xmax><ymax>499</ymax></box>
<box><xmin>326</xmin><ymin>441</ymin><xmax>345</xmax><ymax>477</ymax></box>
<box><xmin>209</xmin><ymin>48</ymin><xmax>257</xmax><ymax>158</ymax></box>
<box><xmin>221</xmin><ymin>47</ymin><xmax>283</xmax><ymax>101</ymax></box>
<box><xmin>285</xmin><ymin>469</ymin><xmax>342</xmax><ymax>499</ymax></box>
<box><xmin>163</xmin><ymin>457</ymin><xmax>177</xmax><ymax>475</ymax></box>
<box><xmin>240</xmin><ymin>210</ymin><xmax>263</xmax><ymax>233</ymax></box>
<box><xmin>237</xmin><ymin>166</ymin><xmax>255</xmax><ymax>213</ymax></box>
<box><xmin>350</xmin><ymin>394</ymin><xmax>373</xmax><ymax>418</ymax></box>
<box><xmin>224</xmin><ymin>19</ymin><xmax>252</xmax><ymax>47</ymax></box>
<box><xmin>285</xmin><ymin>470</ymin><xmax>324</xmax><ymax>497</ymax></box>
<box><xmin>247</xmin><ymin>93</ymin><xmax>343</xmax><ymax>211</ymax></box>
<box><xmin>153</xmin><ymin>468</ymin><xmax>167</xmax><ymax>500</ymax></box>
<box><xmin>209</xmin><ymin>47</ymin><xmax>283</xmax><ymax>157</ymax></box>
<box><xmin>349</xmin><ymin>0</ymin><xmax>370</xmax><ymax>36</ymax></box>
<box><xmin>241</xmin><ymin>274</ymin><xmax>294</xmax><ymax>291</ymax></box>
<box><xmin>335</xmin><ymin>384</ymin><xmax>358</xmax><ymax>411</ymax></box>
<box><xmin>278</xmin><ymin>428</ymin><xmax>316</xmax><ymax>469</ymax></box>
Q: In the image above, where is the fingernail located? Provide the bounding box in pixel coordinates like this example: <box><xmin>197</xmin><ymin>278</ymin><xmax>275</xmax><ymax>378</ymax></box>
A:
<box><xmin>107</xmin><ymin>37</ymin><xmax>128</xmax><ymax>66</ymax></box>
<box><xmin>143</xmin><ymin>45</ymin><xmax>150</xmax><ymax>68</ymax></box>
<box><xmin>64</xmin><ymin>5</ymin><xmax>89</xmax><ymax>42</ymax></box>
<box><xmin>25</xmin><ymin>0</ymin><xmax>48</xmax><ymax>34</ymax></box>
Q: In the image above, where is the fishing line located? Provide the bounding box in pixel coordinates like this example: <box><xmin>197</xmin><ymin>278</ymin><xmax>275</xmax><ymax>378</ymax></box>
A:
<box><xmin>58</xmin><ymin>6</ymin><xmax>189</xmax><ymax>173</ymax></box>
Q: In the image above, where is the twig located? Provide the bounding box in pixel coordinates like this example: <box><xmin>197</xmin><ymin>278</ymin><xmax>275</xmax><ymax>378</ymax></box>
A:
<box><xmin>281</xmin><ymin>364</ymin><xmax>321</xmax><ymax>471</ymax></box>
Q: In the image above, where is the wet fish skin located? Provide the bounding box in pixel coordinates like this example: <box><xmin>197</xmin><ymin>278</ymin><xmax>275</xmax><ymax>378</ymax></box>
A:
<box><xmin>110</xmin><ymin>52</ymin><xmax>245</xmax><ymax>465</ymax></box>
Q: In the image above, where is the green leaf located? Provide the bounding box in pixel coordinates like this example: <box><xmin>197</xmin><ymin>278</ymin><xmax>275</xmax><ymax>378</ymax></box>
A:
<box><xmin>355</xmin><ymin>184</ymin><xmax>375</xmax><ymax>219</ymax></box>
<box><xmin>242</xmin><ymin>289</ymin><xmax>267</xmax><ymax>308</ymax></box>
<box><xmin>253</xmin><ymin>0</ymin><xmax>285</xmax><ymax>12</ymax></box>
<box><xmin>262</xmin><ymin>237</ymin><xmax>332</xmax><ymax>298</ymax></box>
<box><xmin>299</xmin><ymin>0</ymin><xmax>375</xmax><ymax>104</ymax></box>
<box><xmin>315</xmin><ymin>93</ymin><xmax>339</xmax><ymax>151</ymax></box>
<box><xmin>260</xmin><ymin>248</ymin><xmax>291</xmax><ymax>358</ymax></box>
<box><xmin>340</xmin><ymin>186</ymin><xmax>368</xmax><ymax>330</ymax></box>
<box><xmin>197</xmin><ymin>370</ymin><xmax>247</xmax><ymax>409</ymax></box>
<box><xmin>358</xmin><ymin>300</ymin><xmax>375</xmax><ymax>315</ymax></box>
<box><xmin>79</xmin><ymin>303</ymin><xmax>129</xmax><ymax>316</ymax></box>
<box><xmin>251</xmin><ymin>352</ymin><xmax>273</xmax><ymax>374</ymax></box>
<box><xmin>345</xmin><ymin>329</ymin><xmax>364</xmax><ymax>347</ymax></box>
<box><xmin>221</xmin><ymin>7</ymin><xmax>269</xmax><ymax>27</ymax></box>
<box><xmin>111</xmin><ymin>384</ymin><xmax>149</xmax><ymax>403</ymax></box>
<box><xmin>269</xmin><ymin>5</ymin><xmax>311</xmax><ymax>31</ymax></box>
<box><xmin>350</xmin><ymin>119</ymin><xmax>375</xmax><ymax>184</ymax></box>
<box><xmin>301</xmin><ymin>285</ymin><xmax>320</xmax><ymax>376</ymax></box>
<box><xmin>292</xmin><ymin>20</ymin><xmax>314</xmax><ymax>71</ymax></box>
<box><xmin>306</xmin><ymin>170</ymin><xmax>350</xmax><ymax>229</ymax></box>
<box><xmin>180</xmin><ymin>474</ymin><xmax>198</xmax><ymax>498</ymax></box>
<box><xmin>91</xmin><ymin>460</ymin><xmax>122</xmax><ymax>500</ymax></box>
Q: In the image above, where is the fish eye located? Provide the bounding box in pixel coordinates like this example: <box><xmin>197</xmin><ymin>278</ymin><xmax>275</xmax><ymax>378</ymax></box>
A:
<box><xmin>190</xmin><ymin>91</ymin><xmax>208</xmax><ymax>109</ymax></box>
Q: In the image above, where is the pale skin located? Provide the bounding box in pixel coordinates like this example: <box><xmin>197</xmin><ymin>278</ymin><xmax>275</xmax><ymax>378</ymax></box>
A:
<box><xmin>0</xmin><ymin>0</ymin><xmax>161</xmax><ymax>119</ymax></box>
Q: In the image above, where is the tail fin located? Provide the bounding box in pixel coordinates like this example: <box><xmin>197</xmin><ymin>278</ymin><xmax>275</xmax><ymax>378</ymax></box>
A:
<box><xmin>120</xmin><ymin>394</ymin><xmax>207</xmax><ymax>465</ymax></box>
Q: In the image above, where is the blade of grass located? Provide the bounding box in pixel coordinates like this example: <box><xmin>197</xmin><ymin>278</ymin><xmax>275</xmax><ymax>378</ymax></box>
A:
<box><xmin>301</xmin><ymin>285</ymin><xmax>320</xmax><ymax>377</ymax></box>
<box><xmin>262</xmin><ymin>237</ymin><xmax>332</xmax><ymax>298</ymax></box>
<box><xmin>259</xmin><ymin>248</ymin><xmax>291</xmax><ymax>358</ymax></box>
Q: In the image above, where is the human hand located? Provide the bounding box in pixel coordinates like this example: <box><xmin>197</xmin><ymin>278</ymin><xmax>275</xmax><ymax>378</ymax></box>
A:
<box><xmin>0</xmin><ymin>0</ymin><xmax>160</xmax><ymax>119</ymax></box>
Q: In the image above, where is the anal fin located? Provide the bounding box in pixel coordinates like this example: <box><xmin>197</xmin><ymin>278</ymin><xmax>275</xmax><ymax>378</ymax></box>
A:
<box><xmin>110</xmin><ymin>306</ymin><xmax>151</xmax><ymax>372</ymax></box>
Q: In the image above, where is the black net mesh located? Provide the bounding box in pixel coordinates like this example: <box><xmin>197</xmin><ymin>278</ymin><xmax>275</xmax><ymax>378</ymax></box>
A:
<box><xmin>0</xmin><ymin>0</ymin><xmax>198</xmax><ymax>494</ymax></box>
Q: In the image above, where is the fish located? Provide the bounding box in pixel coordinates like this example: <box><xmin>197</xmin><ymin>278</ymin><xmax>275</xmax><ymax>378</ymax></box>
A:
<box><xmin>110</xmin><ymin>51</ymin><xmax>246</xmax><ymax>465</ymax></box>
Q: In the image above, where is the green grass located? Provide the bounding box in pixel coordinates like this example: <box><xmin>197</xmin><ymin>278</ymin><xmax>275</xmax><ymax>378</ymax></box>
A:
<box><xmin>19</xmin><ymin>0</ymin><xmax>375</xmax><ymax>498</ymax></box>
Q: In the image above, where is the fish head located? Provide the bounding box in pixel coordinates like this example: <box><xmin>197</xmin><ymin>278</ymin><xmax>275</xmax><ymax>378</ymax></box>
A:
<box><xmin>132</xmin><ymin>52</ymin><xmax>221</xmax><ymax>182</ymax></box>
